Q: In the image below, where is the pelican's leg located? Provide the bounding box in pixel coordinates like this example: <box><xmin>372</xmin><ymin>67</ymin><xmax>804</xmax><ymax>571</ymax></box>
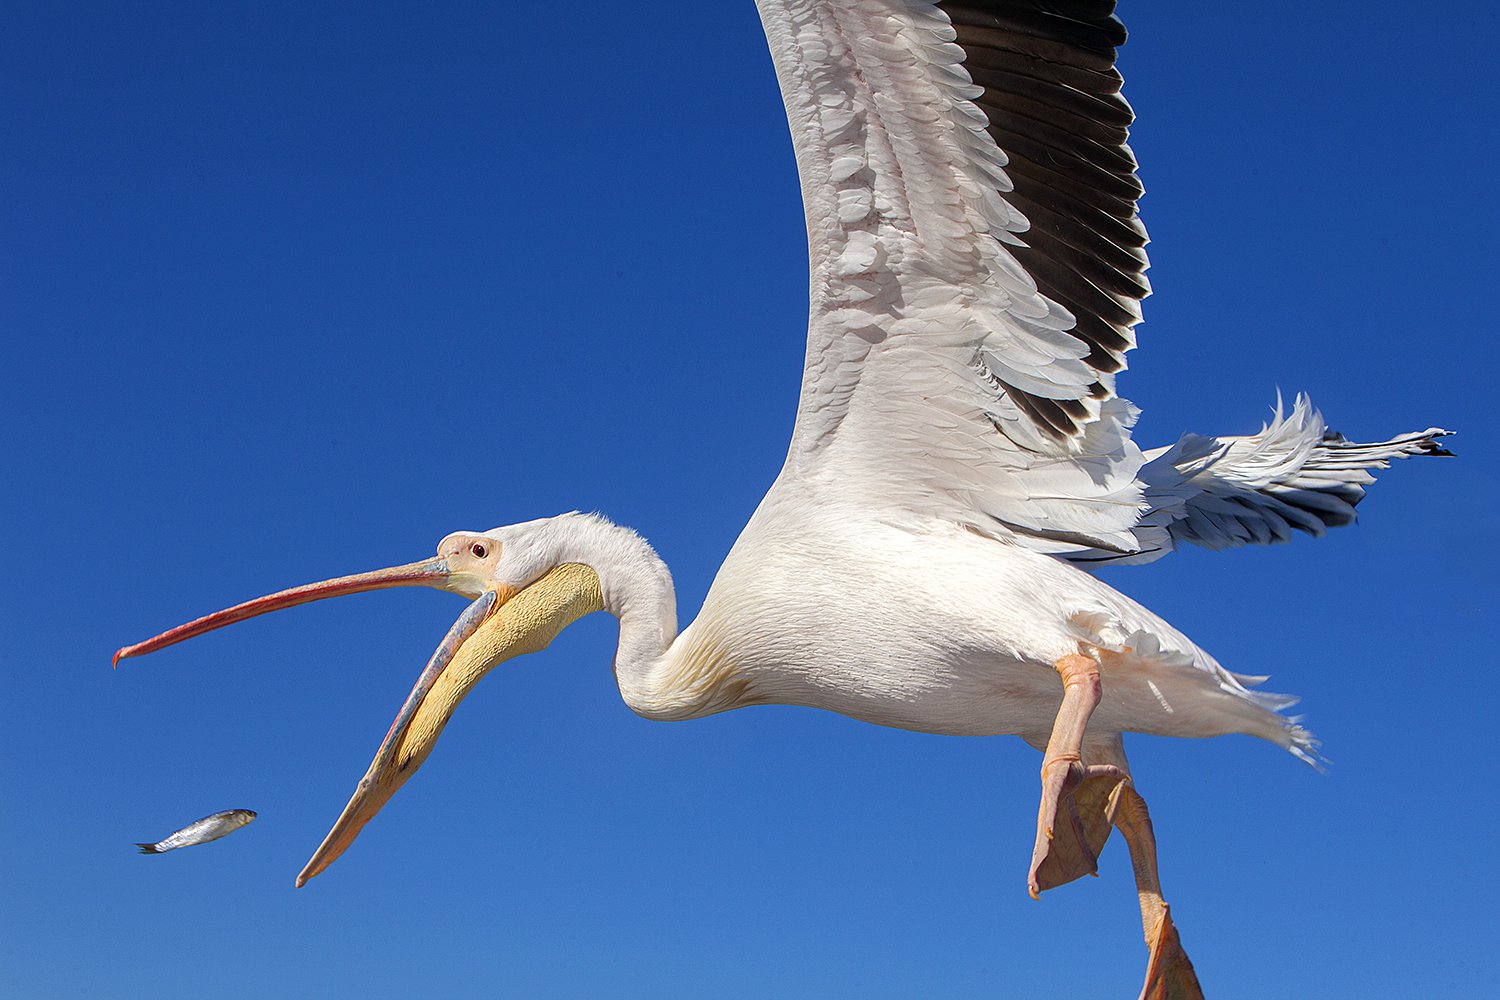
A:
<box><xmin>1107</xmin><ymin>780</ymin><xmax>1204</xmax><ymax>1000</ymax></box>
<box><xmin>1027</xmin><ymin>653</ymin><xmax>1127</xmax><ymax>898</ymax></box>
<box><xmin>1027</xmin><ymin>733</ymin><xmax>1129</xmax><ymax>893</ymax></box>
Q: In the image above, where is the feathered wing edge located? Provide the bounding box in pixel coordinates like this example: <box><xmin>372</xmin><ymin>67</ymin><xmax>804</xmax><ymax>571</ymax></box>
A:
<box><xmin>761</xmin><ymin>0</ymin><xmax>1157</xmax><ymax>554</ymax></box>
<box><xmin>1056</xmin><ymin>394</ymin><xmax>1452</xmax><ymax>567</ymax></box>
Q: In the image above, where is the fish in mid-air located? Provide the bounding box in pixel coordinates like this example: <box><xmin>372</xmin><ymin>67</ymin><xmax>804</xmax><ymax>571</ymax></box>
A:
<box><xmin>135</xmin><ymin>809</ymin><xmax>257</xmax><ymax>854</ymax></box>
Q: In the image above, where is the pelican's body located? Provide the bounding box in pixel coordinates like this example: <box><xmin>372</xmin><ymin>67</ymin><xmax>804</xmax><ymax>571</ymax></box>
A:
<box><xmin>625</xmin><ymin>507</ymin><xmax>1293</xmax><ymax>750</ymax></box>
<box><xmin>115</xmin><ymin>2</ymin><xmax>1450</xmax><ymax>996</ymax></box>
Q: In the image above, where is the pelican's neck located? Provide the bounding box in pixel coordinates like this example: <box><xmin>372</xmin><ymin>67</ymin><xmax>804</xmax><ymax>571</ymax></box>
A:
<box><xmin>552</xmin><ymin>514</ymin><xmax>742</xmax><ymax>721</ymax></box>
<box><xmin>602</xmin><ymin>541</ymin><xmax>680</xmax><ymax>713</ymax></box>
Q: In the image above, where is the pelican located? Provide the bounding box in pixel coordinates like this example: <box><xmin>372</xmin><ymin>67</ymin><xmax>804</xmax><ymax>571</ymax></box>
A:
<box><xmin>115</xmin><ymin>2</ymin><xmax>1449</xmax><ymax>996</ymax></box>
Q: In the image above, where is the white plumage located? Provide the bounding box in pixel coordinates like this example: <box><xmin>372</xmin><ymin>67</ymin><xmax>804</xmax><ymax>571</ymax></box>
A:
<box><xmin>117</xmin><ymin>2</ymin><xmax>1450</xmax><ymax>996</ymax></box>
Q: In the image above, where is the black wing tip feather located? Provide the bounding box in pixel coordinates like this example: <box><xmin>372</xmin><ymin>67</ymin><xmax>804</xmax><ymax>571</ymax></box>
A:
<box><xmin>1323</xmin><ymin>427</ymin><xmax>1458</xmax><ymax>461</ymax></box>
<box><xmin>1401</xmin><ymin>429</ymin><xmax>1456</xmax><ymax>459</ymax></box>
<box><xmin>944</xmin><ymin>1</ymin><xmax>1144</xmax><ymax>443</ymax></box>
<box><xmin>945</xmin><ymin>2</ymin><xmax>1126</xmax><ymax>53</ymax></box>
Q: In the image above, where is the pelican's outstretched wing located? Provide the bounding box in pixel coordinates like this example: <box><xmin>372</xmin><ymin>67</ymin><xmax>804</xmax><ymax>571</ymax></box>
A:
<box><xmin>757</xmin><ymin>0</ymin><xmax>1151</xmax><ymax>551</ymax></box>
<box><xmin>1058</xmin><ymin>396</ymin><xmax>1454</xmax><ymax>566</ymax></box>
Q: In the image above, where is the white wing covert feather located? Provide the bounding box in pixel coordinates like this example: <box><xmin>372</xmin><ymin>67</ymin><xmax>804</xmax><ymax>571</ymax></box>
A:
<box><xmin>755</xmin><ymin>0</ymin><xmax>1153</xmax><ymax>552</ymax></box>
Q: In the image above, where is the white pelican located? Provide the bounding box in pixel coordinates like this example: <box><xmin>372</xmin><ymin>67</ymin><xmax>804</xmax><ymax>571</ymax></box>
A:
<box><xmin>115</xmin><ymin>2</ymin><xmax>1450</xmax><ymax>996</ymax></box>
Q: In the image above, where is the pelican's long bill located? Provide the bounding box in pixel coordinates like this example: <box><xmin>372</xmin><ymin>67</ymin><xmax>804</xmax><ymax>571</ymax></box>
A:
<box><xmin>112</xmin><ymin>558</ymin><xmax>464</xmax><ymax>666</ymax></box>
<box><xmin>113</xmin><ymin>559</ymin><xmax>604</xmax><ymax>887</ymax></box>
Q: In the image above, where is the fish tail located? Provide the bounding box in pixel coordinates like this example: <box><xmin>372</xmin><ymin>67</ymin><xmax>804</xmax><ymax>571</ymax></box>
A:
<box><xmin>136</xmin><ymin>843</ymin><xmax>162</xmax><ymax>854</ymax></box>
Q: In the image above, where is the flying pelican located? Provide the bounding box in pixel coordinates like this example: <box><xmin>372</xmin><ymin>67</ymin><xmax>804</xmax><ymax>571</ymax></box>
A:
<box><xmin>115</xmin><ymin>2</ymin><xmax>1450</xmax><ymax>996</ymax></box>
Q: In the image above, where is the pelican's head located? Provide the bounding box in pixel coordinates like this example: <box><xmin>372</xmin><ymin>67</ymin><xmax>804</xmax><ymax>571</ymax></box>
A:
<box><xmin>114</xmin><ymin>514</ymin><xmax>607</xmax><ymax>887</ymax></box>
<box><xmin>430</xmin><ymin>529</ymin><xmax>505</xmax><ymax>597</ymax></box>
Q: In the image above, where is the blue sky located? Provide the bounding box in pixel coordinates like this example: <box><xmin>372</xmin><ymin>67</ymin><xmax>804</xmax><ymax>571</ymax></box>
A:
<box><xmin>4</xmin><ymin>2</ymin><xmax>1497</xmax><ymax>997</ymax></box>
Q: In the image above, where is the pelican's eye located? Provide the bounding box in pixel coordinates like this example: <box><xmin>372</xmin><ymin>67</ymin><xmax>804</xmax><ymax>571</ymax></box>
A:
<box><xmin>471</xmin><ymin>542</ymin><xmax>488</xmax><ymax>559</ymax></box>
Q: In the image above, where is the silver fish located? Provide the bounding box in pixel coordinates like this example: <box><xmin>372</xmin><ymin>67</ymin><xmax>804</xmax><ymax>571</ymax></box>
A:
<box><xmin>136</xmin><ymin>809</ymin><xmax>257</xmax><ymax>854</ymax></box>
